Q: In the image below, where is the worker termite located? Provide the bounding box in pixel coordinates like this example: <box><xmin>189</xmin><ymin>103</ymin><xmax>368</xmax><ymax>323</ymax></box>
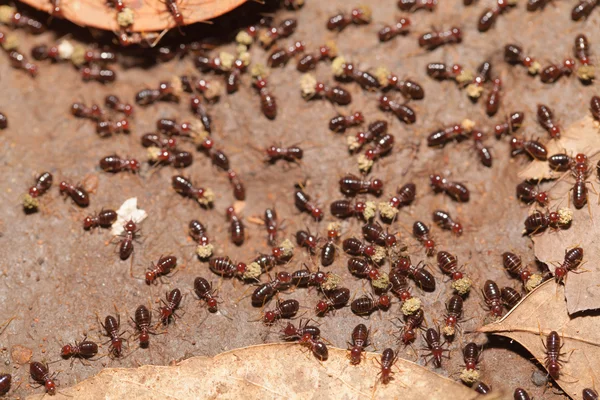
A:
<box><xmin>418</xmin><ymin>27</ymin><xmax>462</xmax><ymax>50</ymax></box>
<box><xmin>268</xmin><ymin>41</ymin><xmax>305</xmax><ymax>68</ymax></box>
<box><xmin>332</xmin><ymin>57</ymin><xmax>380</xmax><ymax>90</ymax></box>
<box><xmin>299</xmin><ymin>333</ymin><xmax>328</xmax><ymax>360</ymax></box>
<box><xmin>432</xmin><ymin>210</ymin><xmax>463</xmax><ymax>235</ymax></box>
<box><xmin>172</xmin><ymin>175</ymin><xmax>214</xmax><ymax>207</ymax></box>
<box><xmin>291</xmin><ymin>268</ymin><xmax>327</xmax><ymax>288</ymax></box>
<box><xmin>474</xmin><ymin>382</ymin><xmax>492</xmax><ymax>394</ymax></box>
<box><xmin>321</xmin><ymin>226</ymin><xmax>339</xmax><ymax>267</ymax></box>
<box><xmin>544</xmin><ymin>331</ymin><xmax>564</xmax><ymax>380</ymax></box>
<box><xmin>482</xmin><ymin>280</ymin><xmax>503</xmax><ymax>317</ymax></box>
<box><xmin>486</xmin><ymin>77</ymin><xmax>502</xmax><ymax>116</ymax></box>
<box><xmin>280</xmin><ymin>320</ymin><xmax>320</xmax><ymax>341</ymax></box>
<box><xmin>501</xmin><ymin>286</ymin><xmax>522</xmax><ymax>309</ymax></box>
<box><xmin>295</xmin><ymin>189</ymin><xmax>323</xmax><ymax>221</ymax></box>
<box><xmin>208</xmin><ymin>257</ymin><xmax>247</xmax><ymax>279</ymax></box>
<box><xmin>537</xmin><ymin>104</ymin><xmax>561</xmax><ymax>139</ymax></box>
<box><xmin>362</xmin><ymin>222</ymin><xmax>397</xmax><ymax>247</ymax></box>
<box><xmin>426</xmin><ymin>62</ymin><xmax>471</xmax><ymax>84</ymax></box>
<box><xmin>330</xmin><ymin>199</ymin><xmax>369</xmax><ymax>219</ymax></box>
<box><xmin>510</xmin><ymin>136</ymin><xmax>548</xmax><ymax>161</ymax></box>
<box><xmin>379</xmin><ymin>95</ymin><xmax>416</xmax><ymax>124</ymax></box>
<box><xmin>394</xmin><ymin>257</ymin><xmax>436</xmax><ymax>291</ymax></box>
<box><xmin>262</xmin><ymin>208</ymin><xmax>279</xmax><ymax>246</ymax></box>
<box><xmin>570</xmin><ymin>153</ymin><xmax>594</xmax><ymax>209</ymax></box>
<box><xmin>574</xmin><ymin>34</ymin><xmax>595</xmax><ymax>82</ymax></box>
<box><xmin>344</xmin><ymin>240</ymin><xmax>376</xmax><ymax>259</ymax></box>
<box><xmin>329</xmin><ymin>111</ymin><xmax>364</xmax><ymax>133</ymax></box>
<box><xmin>436</xmin><ymin>251</ymin><xmax>472</xmax><ymax>295</ymax></box>
<box><xmin>375</xmin><ymin>68</ymin><xmax>424</xmax><ymax>100</ymax></box>
<box><xmin>30</xmin><ymin>361</ymin><xmax>57</xmax><ymax>395</ymax></box>
<box><xmin>132</xmin><ymin>305</ymin><xmax>155</xmax><ymax>347</ymax></box>
<box><xmin>190</xmin><ymin>96</ymin><xmax>212</xmax><ymax>132</ymax></box>
<box><xmin>96</xmin><ymin>119</ymin><xmax>130</xmax><ymax>137</ymax></box>
<box><xmin>158</xmin><ymin>288</ymin><xmax>182</xmax><ymax>324</ymax></box>
<box><xmin>59</xmin><ymin>180</ymin><xmax>89</xmax><ymax>207</ymax></box>
<box><xmin>494</xmin><ymin>111</ymin><xmax>525</xmax><ymax>138</ymax></box>
<box><xmin>413</xmin><ymin>221</ymin><xmax>435</xmax><ymax>256</ymax></box>
<box><xmin>524</xmin><ymin>209</ymin><xmax>569</xmax><ymax>234</ymax></box>
<box><xmin>466</xmin><ymin>61</ymin><xmax>492</xmax><ymax>99</ymax></box>
<box><xmin>502</xmin><ymin>251</ymin><xmax>543</xmax><ymax>291</ymax></box>
<box><xmin>84</xmin><ymin>48</ymin><xmax>117</xmax><ymax>65</ymax></box>
<box><xmin>262</xmin><ymin>299</ymin><xmax>300</xmax><ymax>325</ymax></box>
<box><xmin>104</xmin><ymin>95</ymin><xmax>133</xmax><ymax>116</ymax></box>
<box><xmin>516</xmin><ymin>181</ymin><xmax>549</xmax><ymax>206</ymax></box>
<box><xmin>430</xmin><ymin>173</ymin><xmax>470</xmax><ymax>202</ymax></box>
<box><xmin>84</xmin><ymin>209</ymin><xmax>117</xmax><ymax>230</ymax></box>
<box><xmin>554</xmin><ymin>247</ymin><xmax>584</xmax><ymax>284</ymax></box>
<box><xmin>339</xmin><ymin>174</ymin><xmax>383</xmax><ymax>196</ymax></box>
<box><xmin>296</xmin><ymin>230</ymin><xmax>318</xmax><ymax>254</ymax></box>
<box><xmin>478</xmin><ymin>0</ymin><xmax>517</xmax><ymax>32</ymax></box>
<box><xmin>548</xmin><ymin>153</ymin><xmax>573</xmax><ymax>171</ymax></box>
<box><xmin>226</xmin><ymin>206</ymin><xmax>244</xmax><ymax>246</ymax></box>
<box><xmin>378</xmin><ymin>17</ymin><xmax>411</xmax><ymax>42</ymax></box>
<box><xmin>23</xmin><ymin>171</ymin><xmax>53</xmax><ymax>210</ymax></box>
<box><xmin>253</xmin><ymin>74</ymin><xmax>277</xmax><ymax>119</ymax></box>
<box><xmin>4</xmin><ymin>10</ymin><xmax>46</xmax><ymax>34</ymax></box>
<box><xmin>348</xmin><ymin>120</ymin><xmax>388</xmax><ymax>153</ymax></box>
<box><xmin>583</xmin><ymin>388</ymin><xmax>599</xmax><ymax>400</ymax></box>
<box><xmin>70</xmin><ymin>102</ymin><xmax>105</xmax><ymax>121</ymax></box>
<box><xmin>61</xmin><ymin>338</ymin><xmax>99</xmax><ymax>361</ymax></box>
<box><xmin>300</xmin><ymin>74</ymin><xmax>352</xmax><ymax>105</ymax></box>
<box><xmin>315</xmin><ymin>287</ymin><xmax>350</xmax><ymax>315</ymax></box>
<box><xmin>398</xmin><ymin>0</ymin><xmax>437</xmax><ymax>12</ymax></box>
<box><xmin>327</xmin><ymin>6</ymin><xmax>372</xmax><ymax>32</ymax></box>
<box><xmin>8</xmin><ymin>50</ymin><xmax>38</xmax><ymax>77</ymax></box>
<box><xmin>377</xmin><ymin>349</ymin><xmax>397</xmax><ymax>384</ymax></box>
<box><xmin>591</xmin><ymin>96</ymin><xmax>600</xmax><ymax>120</ymax></box>
<box><xmin>396</xmin><ymin>307</ymin><xmax>424</xmax><ymax>344</ymax></box>
<box><xmin>571</xmin><ymin>0</ymin><xmax>598</xmax><ymax>21</ymax></box>
<box><xmin>348</xmin><ymin>257</ymin><xmax>383</xmax><ymax>280</ymax></box>
<box><xmin>118</xmin><ymin>220</ymin><xmax>139</xmax><ymax>260</ymax></box>
<box><xmin>145</xmin><ymin>255</ymin><xmax>177</xmax><ymax>284</ymax></box>
<box><xmin>100</xmin><ymin>155</ymin><xmax>140</xmax><ymax>173</ymax></box>
<box><xmin>350</xmin><ymin>294</ymin><xmax>391</xmax><ymax>315</ymax></box>
<box><xmin>348</xmin><ymin>324</ymin><xmax>370</xmax><ymax>364</ymax></box>
<box><xmin>427</xmin><ymin>123</ymin><xmax>467</xmax><ymax>147</ymax></box>
<box><xmin>540</xmin><ymin>59</ymin><xmax>575</xmax><ymax>83</ymax></box>
<box><xmin>258</xmin><ymin>18</ymin><xmax>297</xmax><ymax>48</ymax></box>
<box><xmin>266</xmin><ymin>145</ymin><xmax>303</xmax><ymax>163</ymax></box>
<box><xmin>504</xmin><ymin>44</ymin><xmax>541</xmax><ymax>75</ymax></box>
<box><xmin>297</xmin><ymin>42</ymin><xmax>338</xmax><ymax>72</ymax></box>
<box><xmin>251</xmin><ymin>271</ymin><xmax>293</xmax><ymax>306</ymax></box>
<box><xmin>135</xmin><ymin>81</ymin><xmax>180</xmax><ymax>105</ymax></box>
<box><xmin>461</xmin><ymin>342</ymin><xmax>481</xmax><ymax>381</ymax></box>
<box><xmin>442</xmin><ymin>295</ymin><xmax>463</xmax><ymax>338</ymax></box>
<box><xmin>101</xmin><ymin>314</ymin><xmax>125</xmax><ymax>357</ymax></box>
<box><xmin>81</xmin><ymin>66</ymin><xmax>116</xmax><ymax>83</ymax></box>
<box><xmin>148</xmin><ymin>148</ymin><xmax>192</xmax><ymax>168</ymax></box>
<box><xmin>379</xmin><ymin>183</ymin><xmax>416</xmax><ymax>221</ymax></box>
<box><xmin>164</xmin><ymin>0</ymin><xmax>184</xmax><ymax>27</ymax></box>
<box><xmin>422</xmin><ymin>328</ymin><xmax>449</xmax><ymax>368</ymax></box>
<box><xmin>0</xmin><ymin>373</ymin><xmax>10</xmax><ymax>395</ymax></box>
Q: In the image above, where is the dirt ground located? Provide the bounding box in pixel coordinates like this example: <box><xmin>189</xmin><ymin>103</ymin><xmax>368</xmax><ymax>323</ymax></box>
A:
<box><xmin>0</xmin><ymin>0</ymin><xmax>598</xmax><ymax>398</ymax></box>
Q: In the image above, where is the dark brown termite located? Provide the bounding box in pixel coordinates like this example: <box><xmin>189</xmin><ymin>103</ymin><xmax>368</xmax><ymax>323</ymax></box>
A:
<box><xmin>262</xmin><ymin>299</ymin><xmax>300</xmax><ymax>325</ymax></box>
<box><xmin>429</xmin><ymin>173</ymin><xmax>470</xmax><ymax>202</ymax></box>
<box><xmin>135</xmin><ymin>81</ymin><xmax>180</xmax><ymax>106</ymax></box>
<box><xmin>332</xmin><ymin>58</ymin><xmax>380</xmax><ymax>90</ymax></box>
<box><xmin>4</xmin><ymin>11</ymin><xmax>46</xmax><ymax>34</ymax></box>
<box><xmin>81</xmin><ymin>66</ymin><xmax>116</xmax><ymax>83</ymax></box>
<box><xmin>297</xmin><ymin>42</ymin><xmax>338</xmax><ymax>72</ymax></box>
<box><xmin>478</xmin><ymin>0</ymin><xmax>517</xmax><ymax>32</ymax></box>
<box><xmin>258</xmin><ymin>18</ymin><xmax>297</xmax><ymax>49</ymax></box>
<box><xmin>266</xmin><ymin>145</ymin><xmax>303</xmax><ymax>163</ymax></box>
<box><xmin>437</xmin><ymin>251</ymin><xmax>466</xmax><ymax>282</ymax></box>
<box><xmin>291</xmin><ymin>268</ymin><xmax>327</xmax><ymax>288</ymax></box>
<box><xmin>376</xmin><ymin>69</ymin><xmax>424</xmax><ymax>100</ymax></box>
<box><xmin>253</xmin><ymin>76</ymin><xmax>277</xmax><ymax>119</ymax></box>
<box><xmin>396</xmin><ymin>308</ymin><xmax>424</xmax><ymax>344</ymax></box>
<box><xmin>351</xmin><ymin>294</ymin><xmax>391</xmax><ymax>315</ymax></box>
<box><xmin>537</xmin><ymin>104</ymin><xmax>561</xmax><ymax>139</ymax></box>
<box><xmin>540</xmin><ymin>59</ymin><xmax>576</xmax><ymax>83</ymax></box>
<box><xmin>145</xmin><ymin>255</ymin><xmax>177</xmax><ymax>284</ymax></box>
<box><xmin>84</xmin><ymin>209</ymin><xmax>117</xmax><ymax>230</ymax></box>
<box><xmin>548</xmin><ymin>153</ymin><xmax>573</xmax><ymax>171</ymax></box>
<box><xmin>321</xmin><ymin>226</ymin><xmax>339</xmax><ymax>267</ymax></box>
<box><xmin>159</xmin><ymin>288</ymin><xmax>182</xmax><ymax>323</ymax></box>
<box><xmin>96</xmin><ymin>119</ymin><xmax>130</xmax><ymax>137</ymax></box>
<box><xmin>501</xmin><ymin>286</ymin><xmax>522</xmax><ymax>309</ymax></box>
<box><xmin>583</xmin><ymin>388</ymin><xmax>599</xmax><ymax>400</ymax></box>
<box><xmin>299</xmin><ymin>334</ymin><xmax>328</xmax><ymax>360</ymax></box>
<box><xmin>61</xmin><ymin>338</ymin><xmax>99</xmax><ymax>360</ymax></box>
<box><xmin>426</xmin><ymin>62</ymin><xmax>466</xmax><ymax>82</ymax></box>
<box><xmin>295</xmin><ymin>189</ymin><xmax>323</xmax><ymax>220</ymax></box>
<box><xmin>380</xmin><ymin>183</ymin><xmax>417</xmax><ymax>221</ymax></box>
<box><xmin>443</xmin><ymin>295</ymin><xmax>463</xmax><ymax>338</ymax></box>
<box><xmin>418</xmin><ymin>27</ymin><xmax>462</xmax><ymax>50</ymax></box>
<box><xmin>348</xmin><ymin>324</ymin><xmax>370</xmax><ymax>365</ymax></box>
<box><xmin>226</xmin><ymin>206</ymin><xmax>244</xmax><ymax>246</ymax></box>
<box><xmin>329</xmin><ymin>111</ymin><xmax>364</xmax><ymax>133</ymax></box>
<box><xmin>227</xmin><ymin>170</ymin><xmax>245</xmax><ymax>201</ymax></box>
<box><xmin>378</xmin><ymin>17</ymin><xmax>411</xmax><ymax>42</ymax></box>
<box><xmin>554</xmin><ymin>247</ymin><xmax>584</xmax><ymax>284</ymax></box>
<box><xmin>190</xmin><ymin>96</ymin><xmax>212</xmax><ymax>132</ymax></box>
<box><xmin>516</xmin><ymin>181</ymin><xmax>549</xmax><ymax>206</ymax></box>
<box><xmin>466</xmin><ymin>61</ymin><xmax>492</xmax><ymax>99</ymax></box>
<box><xmin>119</xmin><ymin>220</ymin><xmax>139</xmax><ymax>260</ymax></box>
<box><xmin>8</xmin><ymin>50</ymin><xmax>38</xmax><ymax>77</ymax></box>
<box><xmin>340</xmin><ymin>174</ymin><xmax>383</xmax><ymax>196</ymax></box>
<box><xmin>280</xmin><ymin>319</ymin><xmax>320</xmax><ymax>341</ymax></box>
<box><xmin>30</xmin><ymin>361</ymin><xmax>57</xmax><ymax>395</ymax></box>
<box><xmin>432</xmin><ymin>210</ymin><xmax>463</xmax><ymax>235</ymax></box>
<box><xmin>330</xmin><ymin>199</ymin><xmax>368</xmax><ymax>219</ymax></box>
<box><xmin>194</xmin><ymin>277</ymin><xmax>219</xmax><ymax>312</ymax></box>
<box><xmin>105</xmin><ymin>95</ymin><xmax>133</xmax><ymax>116</ymax></box>
<box><xmin>346</xmin><ymin>119</ymin><xmax>388</xmax><ymax>151</ymax></box>
<box><xmin>510</xmin><ymin>136</ymin><xmax>548</xmax><ymax>161</ymax></box>
<box><xmin>208</xmin><ymin>257</ymin><xmax>247</xmax><ymax>279</ymax></box>
<box><xmin>71</xmin><ymin>102</ymin><xmax>105</xmax><ymax>121</ymax></box>
<box><xmin>413</xmin><ymin>221</ymin><xmax>435</xmax><ymax>256</ymax></box>
<box><xmin>473</xmin><ymin>130</ymin><xmax>492</xmax><ymax>166</ymax></box>
<box><xmin>164</xmin><ymin>0</ymin><xmax>184</xmax><ymax>27</ymax></box>
<box><xmin>296</xmin><ymin>230</ymin><xmax>318</xmax><ymax>254</ymax></box>
<box><xmin>482</xmin><ymin>280</ymin><xmax>503</xmax><ymax>317</ymax></box>
<box><xmin>524</xmin><ymin>209</ymin><xmax>564</xmax><ymax>233</ymax></box>
<box><xmin>315</xmin><ymin>287</ymin><xmax>350</xmax><ymax>315</ymax></box>
<box><xmin>422</xmin><ymin>328</ymin><xmax>449</xmax><ymax>367</ymax></box>
<box><xmin>427</xmin><ymin>123</ymin><xmax>467</xmax><ymax>147</ymax></box>
<box><xmin>398</xmin><ymin>0</ymin><xmax>437</xmax><ymax>12</ymax></box>
<box><xmin>379</xmin><ymin>95</ymin><xmax>416</xmax><ymax>124</ymax></box>
<box><xmin>363</xmin><ymin>133</ymin><xmax>395</xmax><ymax>163</ymax></box>
<box><xmin>527</xmin><ymin>0</ymin><xmax>551</xmax><ymax>11</ymax></box>
<box><xmin>83</xmin><ymin>49</ymin><xmax>117</xmax><ymax>64</ymax></box>
<box><xmin>394</xmin><ymin>258</ymin><xmax>436</xmax><ymax>291</ymax></box>
<box><xmin>327</xmin><ymin>6</ymin><xmax>372</xmax><ymax>31</ymax></box>
<box><xmin>101</xmin><ymin>314</ymin><xmax>125</xmax><ymax>357</ymax></box>
<box><xmin>100</xmin><ymin>155</ymin><xmax>140</xmax><ymax>173</ymax></box>
<box><xmin>347</xmin><ymin>257</ymin><xmax>380</xmax><ymax>279</ymax></box>
<box><xmin>463</xmin><ymin>342</ymin><xmax>481</xmax><ymax>371</ymax></box>
<box><xmin>362</xmin><ymin>222</ymin><xmax>397</xmax><ymax>247</ymax></box>
<box><xmin>474</xmin><ymin>382</ymin><xmax>492</xmax><ymax>394</ymax></box>
<box><xmin>544</xmin><ymin>331</ymin><xmax>563</xmax><ymax>379</ymax></box>
<box><xmin>263</xmin><ymin>208</ymin><xmax>279</xmax><ymax>246</ymax></box>
<box><xmin>502</xmin><ymin>252</ymin><xmax>536</xmax><ymax>285</ymax></box>
<box><xmin>591</xmin><ymin>96</ymin><xmax>600</xmax><ymax>121</ymax></box>
<box><xmin>377</xmin><ymin>348</ymin><xmax>397</xmax><ymax>384</ymax></box>
<box><xmin>268</xmin><ymin>41</ymin><xmax>305</xmax><ymax>68</ymax></box>
<box><xmin>132</xmin><ymin>305</ymin><xmax>154</xmax><ymax>347</ymax></box>
<box><xmin>486</xmin><ymin>77</ymin><xmax>502</xmax><ymax>116</ymax></box>
<box><xmin>0</xmin><ymin>373</ymin><xmax>10</xmax><ymax>395</ymax></box>
<box><xmin>504</xmin><ymin>44</ymin><xmax>541</xmax><ymax>75</ymax></box>
<box><xmin>251</xmin><ymin>271</ymin><xmax>293</xmax><ymax>306</ymax></box>
<box><xmin>27</xmin><ymin>172</ymin><xmax>53</xmax><ymax>199</ymax></box>
<box><xmin>571</xmin><ymin>153</ymin><xmax>593</xmax><ymax>209</ymax></box>
<box><xmin>301</xmin><ymin>75</ymin><xmax>352</xmax><ymax>105</ymax></box>
<box><xmin>59</xmin><ymin>181</ymin><xmax>89</xmax><ymax>207</ymax></box>
<box><xmin>572</xmin><ymin>0</ymin><xmax>598</xmax><ymax>21</ymax></box>
<box><xmin>172</xmin><ymin>175</ymin><xmax>213</xmax><ymax>206</ymax></box>
<box><xmin>494</xmin><ymin>111</ymin><xmax>525</xmax><ymax>138</ymax></box>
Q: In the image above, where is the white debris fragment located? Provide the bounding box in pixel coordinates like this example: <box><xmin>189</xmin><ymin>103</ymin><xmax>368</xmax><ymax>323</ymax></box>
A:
<box><xmin>57</xmin><ymin>39</ymin><xmax>75</xmax><ymax>60</ymax></box>
<box><xmin>111</xmin><ymin>197</ymin><xmax>148</xmax><ymax>236</ymax></box>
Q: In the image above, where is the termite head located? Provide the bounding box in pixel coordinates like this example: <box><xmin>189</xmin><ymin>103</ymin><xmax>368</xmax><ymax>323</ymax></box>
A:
<box><xmin>379</xmin><ymin>295</ymin><xmax>391</xmax><ymax>309</ymax></box>
<box><xmin>451</xmin><ymin>222</ymin><xmax>463</xmax><ymax>236</ymax></box>
<box><xmin>379</xmin><ymin>95</ymin><xmax>391</xmax><ymax>110</ymax></box>
<box><xmin>402</xmin><ymin>329</ymin><xmax>415</xmax><ymax>344</ymax></box>
<box><xmin>160</xmin><ymin>306</ymin><xmax>172</xmax><ymax>321</ymax></box>
<box><xmin>452</xmin><ymin>271</ymin><xmax>464</xmax><ymax>281</ymax></box>
<box><xmin>263</xmin><ymin>311</ymin><xmax>276</xmax><ymax>324</ymax></box>
<box><xmin>83</xmin><ymin>216</ymin><xmax>95</xmax><ymax>229</ymax></box>
<box><xmin>300</xmin><ymin>333</ymin><xmax>312</xmax><ymax>344</ymax></box>
<box><xmin>547</xmin><ymin>362</ymin><xmax>560</xmax><ymax>380</ymax></box>
<box><xmin>266</xmin><ymin>145</ymin><xmax>279</xmax><ymax>158</ymax></box>
<box><xmin>315</xmin><ymin>300</ymin><xmax>329</xmax><ymax>315</ymax></box>
<box><xmin>385</xmin><ymin>234</ymin><xmax>397</xmax><ymax>247</ymax></box>
<box><xmin>59</xmin><ymin>181</ymin><xmax>69</xmax><ymax>193</ymax></box>
<box><xmin>61</xmin><ymin>344</ymin><xmax>73</xmax><ymax>357</ymax></box>
<box><xmin>282</xmin><ymin>323</ymin><xmax>296</xmax><ymax>337</ymax></box>
<box><xmin>425</xmin><ymin>239</ymin><xmax>435</xmax><ymax>254</ymax></box>
<box><xmin>311</xmin><ymin>207</ymin><xmax>324</xmax><ymax>220</ymax></box>
<box><xmin>429</xmin><ymin>174</ymin><xmax>444</xmax><ymax>189</ymax></box>
<box><xmin>371</xmin><ymin>179</ymin><xmax>384</xmax><ymax>192</ymax></box>
<box><xmin>394</xmin><ymin>258</ymin><xmax>411</xmax><ymax>272</ymax></box>
<box><xmin>465</xmin><ymin>359</ymin><xmax>476</xmax><ymax>370</ymax></box>
<box><xmin>226</xmin><ymin>206</ymin><xmax>236</xmax><ymax>219</ymax></box>
<box><xmin>563</xmin><ymin>58</ymin><xmax>576</xmax><ymax>71</ymax></box>
<box><xmin>128</xmin><ymin>159</ymin><xmax>141</xmax><ymax>172</ymax></box>
<box><xmin>45</xmin><ymin>380</ymin><xmax>56</xmax><ymax>395</ymax></box>
<box><xmin>380</xmin><ymin>366</ymin><xmax>392</xmax><ymax>383</ymax></box>
<box><xmin>536</xmin><ymin>192</ymin><xmax>549</xmax><ymax>205</ymax></box>
<box><xmin>29</xmin><ymin>186</ymin><xmax>41</xmax><ymax>197</ymax></box>
<box><xmin>145</xmin><ymin>271</ymin><xmax>156</xmax><ymax>284</ymax></box>
<box><xmin>368</xmin><ymin>268</ymin><xmax>380</xmax><ymax>280</ymax></box>
<box><xmin>548</xmin><ymin>212</ymin><xmax>560</xmax><ymax>225</ymax></box>
<box><xmin>124</xmin><ymin>220</ymin><xmax>137</xmax><ymax>233</ymax></box>
<box><xmin>207</xmin><ymin>298</ymin><xmax>218</xmax><ymax>311</ymax></box>
<box><xmin>111</xmin><ymin>338</ymin><xmax>123</xmax><ymax>356</ymax></box>
<box><xmin>276</xmin><ymin>272</ymin><xmax>292</xmax><ymax>284</ymax></box>
<box><xmin>139</xmin><ymin>332</ymin><xmax>149</xmax><ymax>345</ymax></box>
<box><xmin>236</xmin><ymin>262</ymin><xmax>247</xmax><ymax>275</ymax></box>
<box><xmin>445</xmin><ymin>315</ymin><xmax>457</xmax><ymax>328</ymax></box>
<box><xmin>575</xmin><ymin>153</ymin><xmax>587</xmax><ymax>164</ymax></box>
<box><xmin>554</xmin><ymin>266</ymin><xmax>567</xmax><ymax>281</ymax></box>
<box><xmin>491</xmin><ymin>304</ymin><xmax>503</xmax><ymax>317</ymax></box>
<box><xmin>349</xmin><ymin>346</ymin><xmax>362</xmax><ymax>364</ymax></box>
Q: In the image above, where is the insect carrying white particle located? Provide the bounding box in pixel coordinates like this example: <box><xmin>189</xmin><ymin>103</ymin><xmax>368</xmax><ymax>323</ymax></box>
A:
<box><xmin>111</xmin><ymin>198</ymin><xmax>148</xmax><ymax>236</ymax></box>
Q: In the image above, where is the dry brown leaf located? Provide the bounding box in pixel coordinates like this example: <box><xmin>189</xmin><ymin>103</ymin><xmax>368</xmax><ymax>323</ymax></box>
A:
<box><xmin>479</xmin><ymin>280</ymin><xmax>600</xmax><ymax>399</ymax></box>
<box><xmin>26</xmin><ymin>344</ymin><xmax>489</xmax><ymax>400</ymax></box>
<box><xmin>518</xmin><ymin>116</ymin><xmax>600</xmax><ymax>181</ymax></box>
<box><xmin>531</xmin><ymin>177</ymin><xmax>600</xmax><ymax>314</ymax></box>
